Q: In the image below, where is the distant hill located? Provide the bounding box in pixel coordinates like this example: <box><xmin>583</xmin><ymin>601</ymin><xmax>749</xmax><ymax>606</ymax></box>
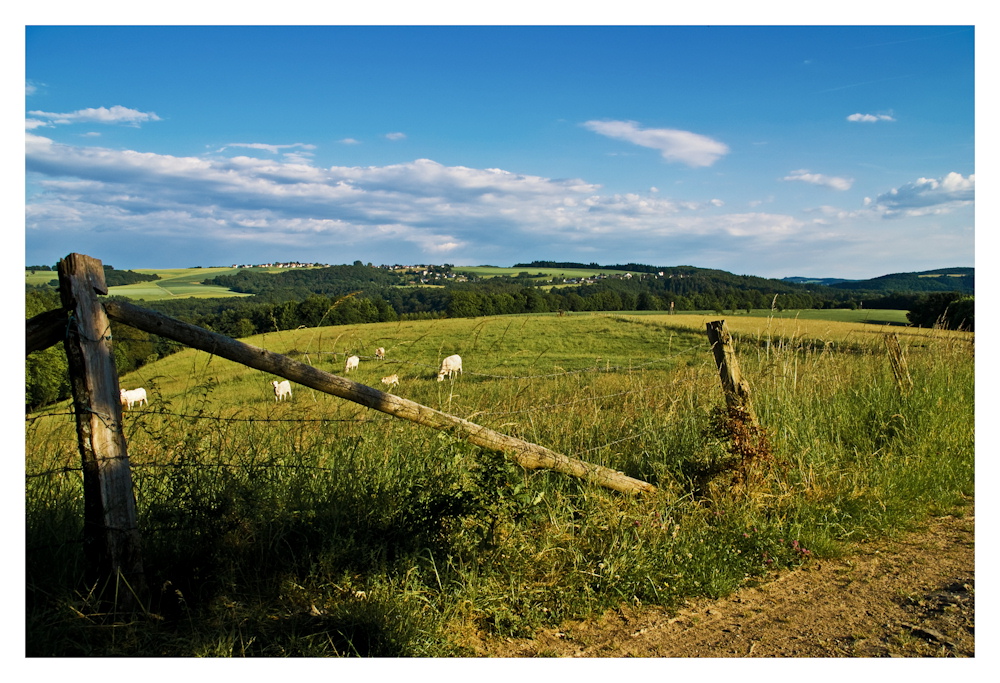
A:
<box><xmin>830</xmin><ymin>268</ymin><xmax>973</xmax><ymax>293</ymax></box>
<box><xmin>783</xmin><ymin>268</ymin><xmax>973</xmax><ymax>293</ymax></box>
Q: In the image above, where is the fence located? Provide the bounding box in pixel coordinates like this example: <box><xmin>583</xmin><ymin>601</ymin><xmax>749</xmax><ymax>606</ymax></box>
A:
<box><xmin>26</xmin><ymin>252</ymin><xmax>757</xmax><ymax>611</ymax></box>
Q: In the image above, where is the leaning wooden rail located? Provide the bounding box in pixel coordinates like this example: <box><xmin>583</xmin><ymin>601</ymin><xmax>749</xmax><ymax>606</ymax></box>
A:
<box><xmin>101</xmin><ymin>299</ymin><xmax>656</xmax><ymax>495</ymax></box>
<box><xmin>26</xmin><ymin>307</ymin><xmax>67</xmax><ymax>356</ymax></box>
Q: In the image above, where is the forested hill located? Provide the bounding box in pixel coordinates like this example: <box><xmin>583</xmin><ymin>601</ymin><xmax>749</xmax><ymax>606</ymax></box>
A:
<box><xmin>829</xmin><ymin>268</ymin><xmax>974</xmax><ymax>293</ymax></box>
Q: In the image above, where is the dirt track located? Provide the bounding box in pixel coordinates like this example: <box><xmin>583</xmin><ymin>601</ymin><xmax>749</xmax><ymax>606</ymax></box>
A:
<box><xmin>471</xmin><ymin>512</ymin><xmax>974</xmax><ymax>658</ymax></box>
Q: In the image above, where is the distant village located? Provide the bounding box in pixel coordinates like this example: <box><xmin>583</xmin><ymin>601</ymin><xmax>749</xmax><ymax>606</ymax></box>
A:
<box><xmin>227</xmin><ymin>260</ymin><xmax>674</xmax><ymax>287</ymax></box>
<box><xmin>229</xmin><ymin>261</ymin><xmax>326</xmax><ymax>269</ymax></box>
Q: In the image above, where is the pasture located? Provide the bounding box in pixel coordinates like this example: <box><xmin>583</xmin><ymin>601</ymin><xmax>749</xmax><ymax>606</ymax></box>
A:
<box><xmin>25</xmin><ymin>311</ymin><xmax>973</xmax><ymax>656</ymax></box>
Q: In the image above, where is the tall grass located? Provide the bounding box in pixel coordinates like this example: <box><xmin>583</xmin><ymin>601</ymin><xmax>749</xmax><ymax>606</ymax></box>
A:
<box><xmin>25</xmin><ymin>313</ymin><xmax>973</xmax><ymax>656</ymax></box>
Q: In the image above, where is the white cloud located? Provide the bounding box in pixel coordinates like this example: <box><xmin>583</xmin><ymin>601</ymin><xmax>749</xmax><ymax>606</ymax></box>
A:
<box><xmin>385</xmin><ymin>132</ymin><xmax>407</xmax><ymax>141</ymax></box>
<box><xmin>28</xmin><ymin>136</ymin><xmax>970</xmax><ymax>276</ymax></box>
<box><xmin>865</xmin><ymin>172</ymin><xmax>974</xmax><ymax>217</ymax></box>
<box><xmin>582</xmin><ymin>120</ymin><xmax>729</xmax><ymax>167</ymax></box>
<box><xmin>217</xmin><ymin>142</ymin><xmax>317</xmax><ymax>155</ymax></box>
<box><xmin>339</xmin><ymin>138</ymin><xmax>361</xmax><ymax>145</ymax></box>
<box><xmin>25</xmin><ymin>136</ymin><xmax>796</xmax><ymax>264</ymax></box>
<box><xmin>782</xmin><ymin>169</ymin><xmax>854</xmax><ymax>191</ymax></box>
<box><xmin>27</xmin><ymin>105</ymin><xmax>162</xmax><ymax>127</ymax></box>
<box><xmin>847</xmin><ymin>113</ymin><xmax>896</xmax><ymax>123</ymax></box>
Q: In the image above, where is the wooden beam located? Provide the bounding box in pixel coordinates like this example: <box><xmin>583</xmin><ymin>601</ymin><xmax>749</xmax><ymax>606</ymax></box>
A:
<box><xmin>26</xmin><ymin>307</ymin><xmax>68</xmax><ymax>355</ymax></box>
<box><xmin>104</xmin><ymin>298</ymin><xmax>656</xmax><ymax>495</ymax></box>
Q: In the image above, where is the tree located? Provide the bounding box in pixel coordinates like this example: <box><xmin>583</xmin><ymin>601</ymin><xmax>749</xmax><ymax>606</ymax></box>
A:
<box><xmin>447</xmin><ymin>291</ymin><xmax>483</xmax><ymax>318</ymax></box>
<box><xmin>26</xmin><ymin>288</ymin><xmax>70</xmax><ymax>409</ymax></box>
<box><xmin>907</xmin><ymin>292</ymin><xmax>973</xmax><ymax>330</ymax></box>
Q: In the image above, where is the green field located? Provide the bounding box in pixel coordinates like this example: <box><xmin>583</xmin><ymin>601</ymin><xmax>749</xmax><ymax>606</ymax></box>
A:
<box><xmin>108</xmin><ymin>267</ymin><xmax>255</xmax><ymax>300</ymax></box>
<box><xmin>24</xmin><ymin>270</ymin><xmax>60</xmax><ymax>287</ymax></box>
<box><xmin>26</xmin><ymin>311</ymin><xmax>973</xmax><ymax>656</ymax></box>
<box><xmin>26</xmin><ymin>266</ymin><xmax>310</xmax><ymax>300</ymax></box>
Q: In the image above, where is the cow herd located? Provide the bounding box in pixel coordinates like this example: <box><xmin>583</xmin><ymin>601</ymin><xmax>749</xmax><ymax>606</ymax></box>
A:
<box><xmin>119</xmin><ymin>349</ymin><xmax>465</xmax><ymax>410</ymax></box>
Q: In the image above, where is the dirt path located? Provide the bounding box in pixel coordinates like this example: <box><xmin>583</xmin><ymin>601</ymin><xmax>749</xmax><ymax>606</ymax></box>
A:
<box><xmin>471</xmin><ymin>512</ymin><xmax>974</xmax><ymax>658</ymax></box>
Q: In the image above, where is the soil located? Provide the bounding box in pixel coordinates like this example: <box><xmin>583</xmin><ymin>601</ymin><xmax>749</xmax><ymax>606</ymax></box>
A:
<box><xmin>468</xmin><ymin>512</ymin><xmax>975</xmax><ymax>658</ymax></box>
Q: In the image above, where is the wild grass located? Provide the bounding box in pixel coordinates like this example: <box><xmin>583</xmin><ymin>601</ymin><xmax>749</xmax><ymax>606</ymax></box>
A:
<box><xmin>25</xmin><ymin>311</ymin><xmax>973</xmax><ymax>656</ymax></box>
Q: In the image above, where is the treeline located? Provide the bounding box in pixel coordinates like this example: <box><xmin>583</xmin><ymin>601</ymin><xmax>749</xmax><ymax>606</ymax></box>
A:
<box><xmin>205</xmin><ymin>263</ymin><xmax>404</xmax><ymax>300</ymax></box>
<box><xmin>102</xmin><ymin>265</ymin><xmax>161</xmax><ymax>287</ymax></box>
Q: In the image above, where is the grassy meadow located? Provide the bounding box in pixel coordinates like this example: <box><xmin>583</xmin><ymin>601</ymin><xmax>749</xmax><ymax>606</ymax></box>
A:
<box><xmin>25</xmin><ymin>311</ymin><xmax>973</xmax><ymax>656</ymax></box>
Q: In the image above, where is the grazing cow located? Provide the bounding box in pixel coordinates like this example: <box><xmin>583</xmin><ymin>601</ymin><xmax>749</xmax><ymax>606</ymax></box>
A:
<box><xmin>436</xmin><ymin>354</ymin><xmax>463</xmax><ymax>381</ymax></box>
<box><xmin>381</xmin><ymin>373</ymin><xmax>399</xmax><ymax>388</ymax></box>
<box><xmin>119</xmin><ymin>387</ymin><xmax>148</xmax><ymax>410</ymax></box>
<box><xmin>375</xmin><ymin>347</ymin><xmax>386</xmax><ymax>360</ymax></box>
<box><xmin>272</xmin><ymin>380</ymin><xmax>292</xmax><ymax>401</ymax></box>
<box><xmin>345</xmin><ymin>355</ymin><xmax>360</xmax><ymax>373</ymax></box>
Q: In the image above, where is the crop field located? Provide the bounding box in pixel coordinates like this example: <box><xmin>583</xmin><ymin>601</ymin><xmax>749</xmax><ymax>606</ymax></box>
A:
<box><xmin>25</xmin><ymin>311</ymin><xmax>974</xmax><ymax>656</ymax></box>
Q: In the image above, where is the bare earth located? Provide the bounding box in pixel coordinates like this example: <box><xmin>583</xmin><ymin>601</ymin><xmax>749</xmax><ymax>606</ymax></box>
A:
<box><xmin>470</xmin><ymin>512</ymin><xmax>974</xmax><ymax>658</ymax></box>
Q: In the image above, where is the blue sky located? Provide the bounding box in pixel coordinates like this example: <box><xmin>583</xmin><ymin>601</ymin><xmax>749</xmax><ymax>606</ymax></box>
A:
<box><xmin>23</xmin><ymin>22</ymin><xmax>976</xmax><ymax>279</ymax></box>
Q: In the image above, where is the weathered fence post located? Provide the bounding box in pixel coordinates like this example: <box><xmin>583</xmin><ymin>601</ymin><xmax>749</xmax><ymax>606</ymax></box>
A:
<box><xmin>57</xmin><ymin>253</ymin><xmax>145</xmax><ymax>610</ymax></box>
<box><xmin>705</xmin><ymin>320</ymin><xmax>770</xmax><ymax>485</ymax></box>
<box><xmin>705</xmin><ymin>320</ymin><xmax>758</xmax><ymax>425</ymax></box>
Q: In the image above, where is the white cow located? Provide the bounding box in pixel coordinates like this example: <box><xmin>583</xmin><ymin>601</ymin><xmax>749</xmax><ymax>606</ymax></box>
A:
<box><xmin>272</xmin><ymin>380</ymin><xmax>292</xmax><ymax>401</ymax></box>
<box><xmin>375</xmin><ymin>347</ymin><xmax>386</xmax><ymax>360</ymax></box>
<box><xmin>436</xmin><ymin>354</ymin><xmax>463</xmax><ymax>381</ymax></box>
<box><xmin>120</xmin><ymin>387</ymin><xmax>148</xmax><ymax>410</ymax></box>
<box><xmin>345</xmin><ymin>355</ymin><xmax>360</xmax><ymax>373</ymax></box>
<box><xmin>381</xmin><ymin>373</ymin><xmax>399</xmax><ymax>388</ymax></box>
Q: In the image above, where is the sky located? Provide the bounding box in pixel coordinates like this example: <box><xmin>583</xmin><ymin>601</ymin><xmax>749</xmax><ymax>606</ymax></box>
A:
<box><xmin>21</xmin><ymin>20</ymin><xmax>978</xmax><ymax>280</ymax></box>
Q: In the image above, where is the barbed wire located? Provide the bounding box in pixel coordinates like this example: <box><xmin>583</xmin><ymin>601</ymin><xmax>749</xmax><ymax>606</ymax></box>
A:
<box><xmin>135</xmin><ymin>410</ymin><xmax>392</xmax><ymax>424</ymax></box>
<box><xmin>26</xmin><ymin>465</ymin><xmax>83</xmax><ymax>479</ymax></box>
<box><xmin>25</xmin><ymin>411</ymin><xmax>77</xmax><ymax>423</ymax></box>
<box><xmin>26</xmin><ymin>333</ymin><xmax>710</xmax><ymax>487</ymax></box>
<box><xmin>26</xmin><ymin>338</ymin><xmax>707</xmax><ymax>421</ymax></box>
<box><xmin>26</xmin><ymin>537</ymin><xmax>83</xmax><ymax>554</ymax></box>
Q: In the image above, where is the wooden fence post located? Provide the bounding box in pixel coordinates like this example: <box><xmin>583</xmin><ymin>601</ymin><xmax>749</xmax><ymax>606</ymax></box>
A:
<box><xmin>57</xmin><ymin>253</ymin><xmax>145</xmax><ymax>610</ymax></box>
<box><xmin>705</xmin><ymin>320</ymin><xmax>758</xmax><ymax>425</ymax></box>
<box><xmin>705</xmin><ymin>320</ymin><xmax>771</xmax><ymax>485</ymax></box>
